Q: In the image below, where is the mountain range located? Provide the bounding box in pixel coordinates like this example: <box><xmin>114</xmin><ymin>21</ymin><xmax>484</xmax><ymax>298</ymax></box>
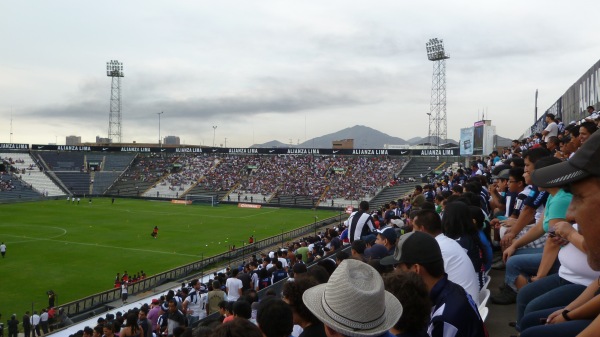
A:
<box><xmin>251</xmin><ymin>125</ymin><xmax>513</xmax><ymax>149</ymax></box>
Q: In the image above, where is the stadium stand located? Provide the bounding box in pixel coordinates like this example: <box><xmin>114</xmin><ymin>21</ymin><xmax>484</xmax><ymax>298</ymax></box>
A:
<box><xmin>0</xmin><ymin>152</ymin><xmax>64</xmax><ymax>196</ymax></box>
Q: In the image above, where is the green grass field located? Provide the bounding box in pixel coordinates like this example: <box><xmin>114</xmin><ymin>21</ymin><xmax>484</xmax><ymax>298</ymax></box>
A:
<box><xmin>0</xmin><ymin>198</ymin><xmax>339</xmax><ymax>317</ymax></box>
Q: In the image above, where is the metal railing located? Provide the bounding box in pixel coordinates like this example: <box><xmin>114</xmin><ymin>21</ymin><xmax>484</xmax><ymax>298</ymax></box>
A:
<box><xmin>57</xmin><ymin>213</ymin><xmax>347</xmax><ymax>317</ymax></box>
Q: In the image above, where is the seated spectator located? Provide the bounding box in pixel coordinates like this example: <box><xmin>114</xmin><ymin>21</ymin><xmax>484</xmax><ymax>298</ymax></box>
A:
<box><xmin>381</xmin><ymin>232</ymin><xmax>488</xmax><ymax>337</ymax></box>
<box><xmin>282</xmin><ymin>277</ymin><xmax>326</xmax><ymax>337</ymax></box>
<box><xmin>383</xmin><ymin>271</ymin><xmax>431</xmax><ymax>337</ymax></box>
<box><xmin>256</xmin><ymin>298</ymin><xmax>294</xmax><ymax>337</ymax></box>
<box><xmin>303</xmin><ymin>259</ymin><xmax>402</xmax><ymax>337</ymax></box>
<box><xmin>211</xmin><ymin>317</ymin><xmax>263</xmax><ymax>337</ymax></box>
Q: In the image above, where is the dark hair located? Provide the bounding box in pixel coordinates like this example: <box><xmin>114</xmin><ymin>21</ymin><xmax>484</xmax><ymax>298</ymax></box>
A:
<box><xmin>281</xmin><ymin>277</ymin><xmax>320</xmax><ymax>325</ymax></box>
<box><xmin>413</xmin><ymin>209</ymin><xmax>442</xmax><ymax>234</ymax></box>
<box><xmin>306</xmin><ymin>265</ymin><xmax>330</xmax><ymax>284</ymax></box>
<box><xmin>421</xmin><ymin>201</ymin><xmax>436</xmax><ymax>211</ymax></box>
<box><xmin>336</xmin><ymin>251</ymin><xmax>349</xmax><ymax>262</ymax></box>
<box><xmin>457</xmin><ymin>191</ymin><xmax>480</xmax><ymax>207</ymax></box>
<box><xmin>351</xmin><ymin>240</ymin><xmax>366</xmax><ymax>254</ymax></box>
<box><xmin>580</xmin><ymin>121</ymin><xmax>598</xmax><ymax>135</ymax></box>
<box><xmin>442</xmin><ymin>201</ymin><xmax>488</xmax><ymax>274</ymax></box>
<box><xmin>232</xmin><ymin>300</ymin><xmax>251</xmax><ymax>319</ymax></box>
<box><xmin>546</xmin><ymin>113</ymin><xmax>555</xmax><ymax>120</ymax></box>
<box><xmin>383</xmin><ymin>272</ymin><xmax>431</xmax><ymax>333</ymax></box>
<box><xmin>508</xmin><ymin>167</ymin><xmax>525</xmax><ymax>184</ymax></box>
<box><xmin>211</xmin><ymin>318</ymin><xmax>264</xmax><ymax>337</ymax></box>
<box><xmin>522</xmin><ymin>147</ymin><xmax>551</xmax><ymax>164</ymax></box>
<box><xmin>359</xmin><ymin>200</ymin><xmax>370</xmax><ymax>211</ymax></box>
<box><xmin>451</xmin><ymin>185</ymin><xmax>463</xmax><ymax>194</ymax></box>
<box><xmin>534</xmin><ymin>156</ymin><xmax>563</xmax><ymax>170</ymax></box>
<box><xmin>511</xmin><ymin>157</ymin><xmax>525</xmax><ymax>168</ymax></box>
<box><xmin>464</xmin><ymin>182</ymin><xmax>482</xmax><ymax>195</ymax></box>
<box><xmin>256</xmin><ymin>298</ymin><xmax>293</xmax><ymax>337</ymax></box>
<box><xmin>442</xmin><ymin>202</ymin><xmax>476</xmax><ymax>239</ymax></box>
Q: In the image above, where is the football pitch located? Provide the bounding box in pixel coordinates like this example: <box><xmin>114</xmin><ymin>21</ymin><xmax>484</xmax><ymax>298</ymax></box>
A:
<box><xmin>0</xmin><ymin>198</ymin><xmax>340</xmax><ymax>317</ymax></box>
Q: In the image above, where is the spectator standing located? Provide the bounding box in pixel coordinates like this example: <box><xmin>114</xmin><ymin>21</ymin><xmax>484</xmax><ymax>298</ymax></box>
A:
<box><xmin>225</xmin><ymin>269</ymin><xmax>243</xmax><ymax>301</ymax></box>
<box><xmin>0</xmin><ymin>242</ymin><xmax>6</xmax><ymax>258</ymax></box>
<box><xmin>182</xmin><ymin>279</ymin><xmax>207</xmax><ymax>325</ymax></box>
<box><xmin>23</xmin><ymin>311</ymin><xmax>32</xmax><ymax>337</ymax></box>
<box><xmin>166</xmin><ymin>299</ymin><xmax>186</xmax><ymax>336</ymax></box>
<box><xmin>542</xmin><ymin>113</ymin><xmax>559</xmax><ymax>143</ymax></box>
<box><xmin>206</xmin><ymin>280</ymin><xmax>226</xmax><ymax>316</ymax></box>
<box><xmin>7</xmin><ymin>314</ymin><xmax>19</xmax><ymax>337</ymax></box>
<box><xmin>31</xmin><ymin>311</ymin><xmax>41</xmax><ymax>337</ymax></box>
<box><xmin>345</xmin><ymin>200</ymin><xmax>376</xmax><ymax>243</ymax></box>
<box><xmin>40</xmin><ymin>308</ymin><xmax>49</xmax><ymax>334</ymax></box>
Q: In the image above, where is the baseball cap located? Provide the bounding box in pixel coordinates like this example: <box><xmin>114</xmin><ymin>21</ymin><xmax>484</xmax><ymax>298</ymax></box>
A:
<box><xmin>380</xmin><ymin>231</ymin><xmax>442</xmax><ymax>266</ymax></box>
<box><xmin>330</xmin><ymin>237</ymin><xmax>341</xmax><ymax>250</ymax></box>
<box><xmin>151</xmin><ymin>299</ymin><xmax>159</xmax><ymax>304</ymax></box>
<box><xmin>390</xmin><ymin>218</ymin><xmax>405</xmax><ymax>227</ymax></box>
<box><xmin>377</xmin><ymin>227</ymin><xmax>397</xmax><ymax>244</ymax></box>
<box><xmin>364</xmin><ymin>244</ymin><xmax>389</xmax><ymax>260</ymax></box>
<box><xmin>492</xmin><ymin>168</ymin><xmax>510</xmax><ymax>180</ymax></box>
<box><xmin>532</xmin><ymin>129</ymin><xmax>600</xmax><ymax>187</ymax></box>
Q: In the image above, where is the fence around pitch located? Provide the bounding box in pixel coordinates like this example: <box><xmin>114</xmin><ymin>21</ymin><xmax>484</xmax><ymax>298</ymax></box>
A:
<box><xmin>58</xmin><ymin>212</ymin><xmax>347</xmax><ymax>317</ymax></box>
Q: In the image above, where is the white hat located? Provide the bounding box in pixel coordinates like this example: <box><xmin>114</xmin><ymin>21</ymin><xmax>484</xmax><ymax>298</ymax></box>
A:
<box><xmin>302</xmin><ymin>259</ymin><xmax>402</xmax><ymax>337</ymax></box>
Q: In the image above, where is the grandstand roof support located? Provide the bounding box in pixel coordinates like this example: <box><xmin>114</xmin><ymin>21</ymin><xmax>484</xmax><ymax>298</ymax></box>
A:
<box><xmin>107</xmin><ymin>60</ymin><xmax>124</xmax><ymax>144</ymax></box>
<box><xmin>426</xmin><ymin>38</ymin><xmax>449</xmax><ymax>147</ymax></box>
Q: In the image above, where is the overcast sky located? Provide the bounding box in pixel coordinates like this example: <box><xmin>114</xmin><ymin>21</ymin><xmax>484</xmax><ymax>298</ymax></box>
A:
<box><xmin>1</xmin><ymin>1</ymin><xmax>599</xmax><ymax>147</ymax></box>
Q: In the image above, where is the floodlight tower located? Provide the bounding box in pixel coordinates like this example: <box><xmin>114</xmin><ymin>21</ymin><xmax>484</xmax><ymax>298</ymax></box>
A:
<box><xmin>426</xmin><ymin>38</ymin><xmax>449</xmax><ymax>147</ymax></box>
<box><xmin>106</xmin><ymin>60</ymin><xmax>124</xmax><ymax>143</ymax></box>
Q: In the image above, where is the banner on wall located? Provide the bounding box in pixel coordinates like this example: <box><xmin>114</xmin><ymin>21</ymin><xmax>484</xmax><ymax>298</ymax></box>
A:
<box><xmin>460</xmin><ymin>127</ymin><xmax>474</xmax><ymax>156</ymax></box>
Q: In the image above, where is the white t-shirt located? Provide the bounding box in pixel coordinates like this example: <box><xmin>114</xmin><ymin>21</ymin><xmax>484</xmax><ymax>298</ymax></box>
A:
<box><xmin>558</xmin><ymin>224</ymin><xmax>600</xmax><ymax>285</ymax></box>
<box><xmin>543</xmin><ymin>122</ymin><xmax>559</xmax><ymax>142</ymax></box>
<box><xmin>278</xmin><ymin>257</ymin><xmax>289</xmax><ymax>269</ymax></box>
<box><xmin>435</xmin><ymin>234</ymin><xmax>480</xmax><ymax>305</ymax></box>
<box><xmin>225</xmin><ymin>277</ymin><xmax>243</xmax><ymax>301</ymax></box>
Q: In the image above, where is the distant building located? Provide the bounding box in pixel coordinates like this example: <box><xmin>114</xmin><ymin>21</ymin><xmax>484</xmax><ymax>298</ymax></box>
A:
<box><xmin>66</xmin><ymin>135</ymin><xmax>81</xmax><ymax>145</ymax></box>
<box><xmin>163</xmin><ymin>136</ymin><xmax>181</xmax><ymax>145</ymax></box>
<box><xmin>96</xmin><ymin>136</ymin><xmax>112</xmax><ymax>144</ymax></box>
<box><xmin>332</xmin><ymin>139</ymin><xmax>353</xmax><ymax>149</ymax></box>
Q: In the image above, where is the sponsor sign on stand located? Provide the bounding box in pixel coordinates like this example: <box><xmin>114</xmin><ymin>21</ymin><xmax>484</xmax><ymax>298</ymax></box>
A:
<box><xmin>30</xmin><ymin>144</ymin><xmax>459</xmax><ymax>156</ymax></box>
<box><xmin>171</xmin><ymin>200</ymin><xmax>192</xmax><ymax>205</ymax></box>
<box><xmin>238</xmin><ymin>203</ymin><xmax>262</xmax><ymax>209</ymax></box>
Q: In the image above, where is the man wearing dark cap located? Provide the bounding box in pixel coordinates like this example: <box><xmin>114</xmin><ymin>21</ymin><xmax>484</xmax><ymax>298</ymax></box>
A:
<box><xmin>381</xmin><ymin>231</ymin><xmax>488</xmax><ymax>337</ymax></box>
<box><xmin>375</xmin><ymin>227</ymin><xmax>397</xmax><ymax>255</ymax></box>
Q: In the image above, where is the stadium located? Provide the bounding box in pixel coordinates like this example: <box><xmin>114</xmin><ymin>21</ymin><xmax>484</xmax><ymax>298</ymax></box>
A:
<box><xmin>2</xmin><ymin>59</ymin><xmax>600</xmax><ymax>336</ymax></box>
<box><xmin>3</xmin><ymin>2</ymin><xmax>600</xmax><ymax>336</ymax></box>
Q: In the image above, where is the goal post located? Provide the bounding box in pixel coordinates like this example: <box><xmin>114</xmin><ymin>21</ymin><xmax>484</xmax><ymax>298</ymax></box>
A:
<box><xmin>184</xmin><ymin>194</ymin><xmax>219</xmax><ymax>206</ymax></box>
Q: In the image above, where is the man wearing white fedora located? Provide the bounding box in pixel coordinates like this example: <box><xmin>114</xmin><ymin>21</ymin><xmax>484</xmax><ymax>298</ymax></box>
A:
<box><xmin>302</xmin><ymin>259</ymin><xmax>402</xmax><ymax>337</ymax></box>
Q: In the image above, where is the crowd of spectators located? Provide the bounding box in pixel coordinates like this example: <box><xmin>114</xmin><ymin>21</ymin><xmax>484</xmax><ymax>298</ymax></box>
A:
<box><xmin>33</xmin><ymin>107</ymin><xmax>600</xmax><ymax>337</ymax></box>
<box><xmin>0</xmin><ymin>172</ymin><xmax>16</xmax><ymax>191</ymax></box>
<box><xmin>124</xmin><ymin>153</ymin><xmax>405</xmax><ymax>204</ymax></box>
